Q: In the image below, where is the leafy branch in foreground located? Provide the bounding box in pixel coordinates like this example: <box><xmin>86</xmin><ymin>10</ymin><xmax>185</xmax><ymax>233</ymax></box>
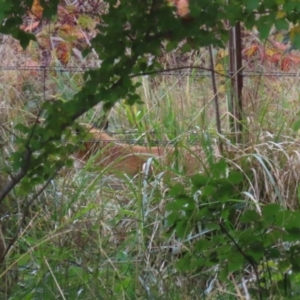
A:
<box><xmin>167</xmin><ymin>160</ymin><xmax>300</xmax><ymax>298</ymax></box>
<box><xmin>2</xmin><ymin>0</ymin><xmax>229</xmax><ymax>200</ymax></box>
<box><xmin>2</xmin><ymin>0</ymin><xmax>300</xmax><ymax>197</ymax></box>
<box><xmin>2</xmin><ymin>3</ymin><xmax>300</xmax><ymax>295</ymax></box>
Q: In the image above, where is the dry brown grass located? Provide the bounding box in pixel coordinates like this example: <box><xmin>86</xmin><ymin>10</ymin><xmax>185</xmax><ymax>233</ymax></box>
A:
<box><xmin>2</xmin><ymin>15</ymin><xmax>300</xmax><ymax>297</ymax></box>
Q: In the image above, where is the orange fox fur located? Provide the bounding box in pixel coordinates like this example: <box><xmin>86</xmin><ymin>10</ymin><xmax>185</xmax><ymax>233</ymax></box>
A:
<box><xmin>74</xmin><ymin>126</ymin><xmax>203</xmax><ymax>176</ymax></box>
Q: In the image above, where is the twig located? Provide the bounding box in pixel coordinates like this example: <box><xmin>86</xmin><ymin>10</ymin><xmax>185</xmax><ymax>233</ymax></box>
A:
<box><xmin>0</xmin><ymin>147</ymin><xmax>32</xmax><ymax>205</ymax></box>
<box><xmin>219</xmin><ymin>222</ymin><xmax>263</xmax><ymax>300</ymax></box>
<box><xmin>0</xmin><ymin>166</ymin><xmax>62</xmax><ymax>263</ymax></box>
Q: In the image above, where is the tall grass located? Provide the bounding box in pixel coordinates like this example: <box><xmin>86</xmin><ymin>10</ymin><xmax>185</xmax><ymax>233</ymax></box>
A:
<box><xmin>2</xmin><ymin>39</ymin><xmax>300</xmax><ymax>299</ymax></box>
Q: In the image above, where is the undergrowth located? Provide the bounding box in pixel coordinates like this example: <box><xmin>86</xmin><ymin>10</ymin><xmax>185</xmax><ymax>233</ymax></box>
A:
<box><xmin>2</xmin><ymin>34</ymin><xmax>300</xmax><ymax>300</ymax></box>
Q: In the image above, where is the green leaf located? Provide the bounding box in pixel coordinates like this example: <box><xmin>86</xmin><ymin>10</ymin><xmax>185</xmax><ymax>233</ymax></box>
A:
<box><xmin>275</xmin><ymin>18</ymin><xmax>289</xmax><ymax>31</ymax></box>
<box><xmin>247</xmin><ymin>241</ymin><xmax>265</xmax><ymax>262</ymax></box>
<box><xmin>40</xmin><ymin>0</ymin><xmax>60</xmax><ymax>19</ymax></box>
<box><xmin>175</xmin><ymin>220</ymin><xmax>190</xmax><ymax>239</ymax></box>
<box><xmin>166</xmin><ymin>197</ymin><xmax>195</xmax><ymax>212</ymax></box>
<box><xmin>262</xmin><ymin>203</ymin><xmax>281</xmax><ymax>225</ymax></box>
<box><xmin>191</xmin><ymin>174</ymin><xmax>210</xmax><ymax>188</ymax></box>
<box><xmin>293</xmin><ymin>118</ymin><xmax>300</xmax><ymax>131</ymax></box>
<box><xmin>0</xmin><ymin>1</ymin><xmax>11</xmax><ymax>25</ymax></box>
<box><xmin>166</xmin><ymin>212</ymin><xmax>178</xmax><ymax>226</ymax></box>
<box><xmin>238</xmin><ymin>228</ymin><xmax>256</xmax><ymax>243</ymax></box>
<box><xmin>221</xmin><ymin>209</ymin><xmax>229</xmax><ymax>220</ymax></box>
<box><xmin>195</xmin><ymin>239</ymin><xmax>211</xmax><ymax>251</ymax></box>
<box><xmin>257</xmin><ymin>17</ymin><xmax>273</xmax><ymax>40</ymax></box>
<box><xmin>291</xmin><ymin>29</ymin><xmax>300</xmax><ymax>49</ymax></box>
<box><xmin>181</xmin><ymin>42</ymin><xmax>192</xmax><ymax>53</ymax></box>
<box><xmin>227</xmin><ymin>251</ymin><xmax>244</xmax><ymax>272</ymax></box>
<box><xmin>285</xmin><ymin>211</ymin><xmax>300</xmax><ymax>229</ymax></box>
<box><xmin>166</xmin><ymin>41</ymin><xmax>178</xmax><ymax>52</ymax></box>
<box><xmin>219</xmin><ymin>263</ymin><xmax>229</xmax><ymax>281</ymax></box>
<box><xmin>169</xmin><ymin>183</ymin><xmax>186</xmax><ymax>197</ymax></box>
<box><xmin>176</xmin><ymin>253</ymin><xmax>193</xmax><ymax>272</ymax></box>
<box><xmin>201</xmin><ymin>185</ymin><xmax>215</xmax><ymax>197</ymax></box>
<box><xmin>14</xmin><ymin>29</ymin><xmax>36</xmax><ymax>49</ymax></box>
<box><xmin>291</xmin><ymin>254</ymin><xmax>300</xmax><ymax>272</ymax></box>
<box><xmin>210</xmin><ymin>159</ymin><xmax>227</xmax><ymax>178</ymax></box>
<box><xmin>244</xmin><ymin>0</ymin><xmax>260</xmax><ymax>10</ymax></box>
<box><xmin>240</xmin><ymin>210</ymin><xmax>261</xmax><ymax>223</ymax></box>
<box><xmin>278</xmin><ymin>259</ymin><xmax>292</xmax><ymax>273</ymax></box>
<box><xmin>227</xmin><ymin>171</ymin><xmax>243</xmax><ymax>184</ymax></box>
<box><xmin>78</xmin><ymin>14</ymin><xmax>96</xmax><ymax>30</ymax></box>
<box><xmin>285</xmin><ymin>228</ymin><xmax>300</xmax><ymax>242</ymax></box>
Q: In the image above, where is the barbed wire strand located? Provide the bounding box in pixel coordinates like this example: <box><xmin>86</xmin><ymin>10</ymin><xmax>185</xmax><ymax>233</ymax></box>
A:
<box><xmin>0</xmin><ymin>65</ymin><xmax>299</xmax><ymax>77</ymax></box>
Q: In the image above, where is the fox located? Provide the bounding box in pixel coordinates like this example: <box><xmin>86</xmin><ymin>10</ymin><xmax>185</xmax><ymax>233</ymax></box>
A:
<box><xmin>74</xmin><ymin>125</ymin><xmax>205</xmax><ymax>177</ymax></box>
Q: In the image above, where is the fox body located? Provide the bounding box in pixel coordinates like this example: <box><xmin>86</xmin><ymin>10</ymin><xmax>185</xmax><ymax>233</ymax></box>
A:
<box><xmin>74</xmin><ymin>127</ymin><xmax>203</xmax><ymax>176</ymax></box>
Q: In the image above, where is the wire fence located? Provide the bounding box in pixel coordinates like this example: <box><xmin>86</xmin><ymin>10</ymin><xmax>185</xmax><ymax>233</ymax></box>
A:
<box><xmin>1</xmin><ymin>65</ymin><xmax>299</xmax><ymax>77</ymax></box>
<box><xmin>1</xmin><ymin>63</ymin><xmax>299</xmax><ymax>146</ymax></box>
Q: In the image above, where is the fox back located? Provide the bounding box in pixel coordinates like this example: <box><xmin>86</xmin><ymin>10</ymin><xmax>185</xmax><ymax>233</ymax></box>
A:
<box><xmin>74</xmin><ymin>127</ymin><xmax>203</xmax><ymax>176</ymax></box>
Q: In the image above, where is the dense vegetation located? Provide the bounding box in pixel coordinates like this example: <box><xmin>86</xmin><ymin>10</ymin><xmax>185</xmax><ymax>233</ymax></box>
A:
<box><xmin>1</xmin><ymin>0</ymin><xmax>300</xmax><ymax>299</ymax></box>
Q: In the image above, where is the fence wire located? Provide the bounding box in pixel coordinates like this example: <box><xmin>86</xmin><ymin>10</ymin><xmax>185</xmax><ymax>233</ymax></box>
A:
<box><xmin>1</xmin><ymin>64</ymin><xmax>298</xmax><ymax>145</ymax></box>
<box><xmin>0</xmin><ymin>65</ymin><xmax>299</xmax><ymax>78</ymax></box>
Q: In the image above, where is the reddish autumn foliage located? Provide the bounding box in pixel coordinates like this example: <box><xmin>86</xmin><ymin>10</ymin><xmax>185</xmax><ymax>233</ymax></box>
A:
<box><xmin>242</xmin><ymin>42</ymin><xmax>300</xmax><ymax>72</ymax></box>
